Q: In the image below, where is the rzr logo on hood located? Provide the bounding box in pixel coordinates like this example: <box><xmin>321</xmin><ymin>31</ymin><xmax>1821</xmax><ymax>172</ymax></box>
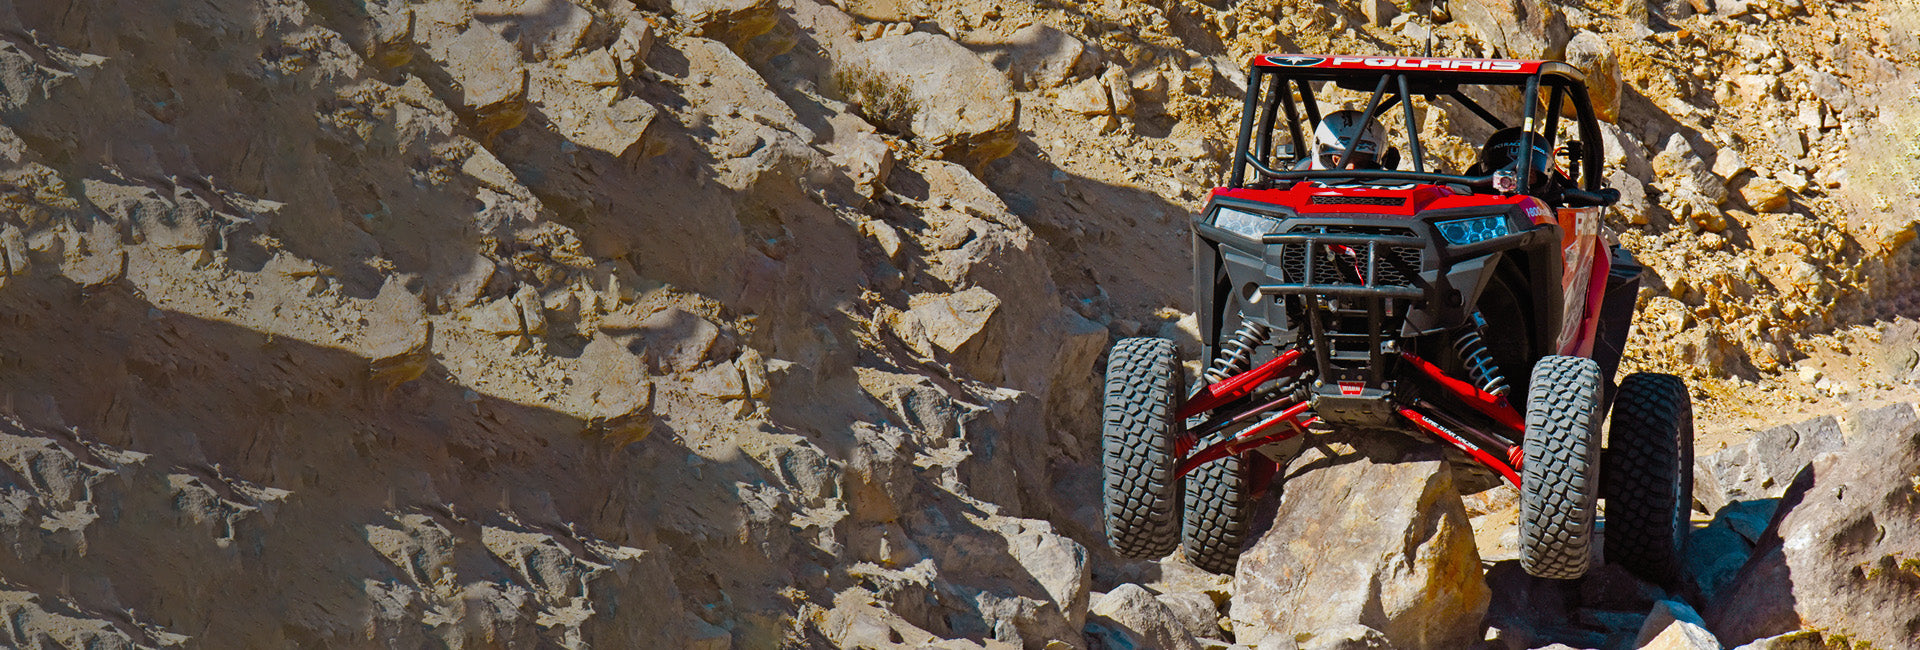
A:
<box><xmin>1267</xmin><ymin>55</ymin><xmax>1326</xmax><ymax>67</ymax></box>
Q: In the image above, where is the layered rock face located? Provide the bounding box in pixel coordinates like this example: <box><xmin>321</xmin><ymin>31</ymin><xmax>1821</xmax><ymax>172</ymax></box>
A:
<box><xmin>0</xmin><ymin>0</ymin><xmax>1119</xmax><ymax>645</ymax></box>
<box><xmin>0</xmin><ymin>0</ymin><xmax>1914</xmax><ymax>646</ymax></box>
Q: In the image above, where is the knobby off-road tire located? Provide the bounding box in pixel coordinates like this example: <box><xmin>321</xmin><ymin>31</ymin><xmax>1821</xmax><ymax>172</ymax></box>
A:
<box><xmin>1519</xmin><ymin>355</ymin><xmax>1604</xmax><ymax>579</ymax></box>
<box><xmin>1103</xmin><ymin>337</ymin><xmax>1185</xmax><ymax>559</ymax></box>
<box><xmin>1601</xmin><ymin>372</ymin><xmax>1695</xmax><ymax>584</ymax></box>
<box><xmin>1182</xmin><ymin>451</ymin><xmax>1251</xmax><ymax>574</ymax></box>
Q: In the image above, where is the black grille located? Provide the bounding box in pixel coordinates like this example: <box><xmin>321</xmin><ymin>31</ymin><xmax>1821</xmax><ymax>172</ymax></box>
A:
<box><xmin>1309</xmin><ymin>195</ymin><xmax>1407</xmax><ymax>206</ymax></box>
<box><xmin>1278</xmin><ymin>225</ymin><xmax>1424</xmax><ymax>288</ymax></box>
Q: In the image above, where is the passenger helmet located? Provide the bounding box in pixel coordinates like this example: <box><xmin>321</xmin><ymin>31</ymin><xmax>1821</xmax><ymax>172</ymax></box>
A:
<box><xmin>1311</xmin><ymin>110</ymin><xmax>1387</xmax><ymax>170</ymax></box>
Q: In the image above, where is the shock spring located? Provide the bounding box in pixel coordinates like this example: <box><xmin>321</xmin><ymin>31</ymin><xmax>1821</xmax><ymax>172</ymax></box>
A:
<box><xmin>1206</xmin><ymin>320</ymin><xmax>1270</xmax><ymax>384</ymax></box>
<box><xmin>1452</xmin><ymin>311</ymin><xmax>1509</xmax><ymax>397</ymax></box>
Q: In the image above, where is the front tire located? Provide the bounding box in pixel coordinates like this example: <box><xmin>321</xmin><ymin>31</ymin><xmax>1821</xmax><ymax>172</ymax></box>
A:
<box><xmin>1602</xmin><ymin>373</ymin><xmax>1694</xmax><ymax>584</ymax></box>
<box><xmin>1102</xmin><ymin>337</ymin><xmax>1185</xmax><ymax>559</ymax></box>
<box><xmin>1181</xmin><ymin>452</ymin><xmax>1251</xmax><ymax>574</ymax></box>
<box><xmin>1519</xmin><ymin>355</ymin><xmax>1603</xmax><ymax>579</ymax></box>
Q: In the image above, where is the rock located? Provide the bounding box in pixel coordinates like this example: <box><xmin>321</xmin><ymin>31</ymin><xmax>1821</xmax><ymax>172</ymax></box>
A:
<box><xmin>1697</xmin><ymin>415</ymin><xmax>1843</xmax><ymax>505</ymax></box>
<box><xmin>1635</xmin><ymin>600</ymin><xmax>1714</xmax><ymax>648</ymax></box>
<box><xmin>670</xmin><ymin>0</ymin><xmax>779</xmax><ymax>47</ymax></box>
<box><xmin>436</xmin><ymin>25</ymin><xmax>529</xmax><ymax>138</ymax></box>
<box><xmin>689</xmin><ymin>361</ymin><xmax>748</xmax><ymax>399</ymax></box>
<box><xmin>1846</xmin><ymin>402</ymin><xmax>1917</xmax><ymax>439</ymax></box>
<box><xmin>1565</xmin><ymin>31</ymin><xmax>1620</xmax><ymax>122</ymax></box>
<box><xmin>634</xmin><ymin>308</ymin><xmax>730</xmax><ymax>373</ymax></box>
<box><xmin>1058</xmin><ymin>76</ymin><xmax>1113</xmax><ymax>116</ymax></box>
<box><xmin>890</xmin><ymin>287</ymin><xmax>1001</xmax><ymax>357</ymax></box>
<box><xmin>1708</xmin><ymin>403</ymin><xmax>1920</xmax><ymax>649</ymax></box>
<box><xmin>1732</xmin><ymin>74</ymin><xmax>1779</xmax><ymax>105</ymax></box>
<box><xmin>1652</xmin><ymin>134</ymin><xmax>1727</xmax><ymax>211</ymax></box>
<box><xmin>1001</xmin><ymin>519</ymin><xmax>1092</xmax><ymax>630</ymax></box>
<box><xmin>1740</xmin><ymin>178</ymin><xmax>1791</xmax><ymax>212</ymax></box>
<box><xmin>1231</xmin><ymin>439</ymin><xmax>1489</xmax><ymax>650</ymax></box>
<box><xmin>834</xmin><ymin>32</ymin><xmax>1019</xmax><ymax>165</ymax></box>
<box><xmin>1449</xmin><ymin>0</ymin><xmax>1572</xmax><ymax>59</ymax></box>
<box><xmin>1360</xmin><ymin>0</ymin><xmax>1400</xmax><ymax>26</ymax></box>
<box><xmin>364</xmin><ymin>277</ymin><xmax>432</xmax><ymax>386</ymax></box>
<box><xmin>1089</xmin><ymin>584</ymin><xmax>1202</xmax><ymax>650</ymax></box>
<box><xmin>904</xmin><ymin>515</ymin><xmax>1084</xmax><ymax>645</ymax></box>
<box><xmin>966</xmin><ymin>23</ymin><xmax>1093</xmax><ymax>90</ymax></box>
<box><xmin>1599</xmin><ymin>121</ymin><xmax>1654</xmax><ymax>183</ymax></box>
<box><xmin>1711</xmin><ymin>149</ymin><xmax>1750</xmax><ymax>180</ymax></box>
<box><xmin>1157</xmin><ymin>313</ymin><xmax>1203</xmax><ymax>363</ymax></box>
<box><xmin>0</xmin><ymin>587</ymin><xmax>187</xmax><ymax>648</ymax></box>
<box><xmin>1732</xmin><ymin>630</ymin><xmax>1827</xmax><ymax>650</ymax></box>
<box><xmin>824</xmin><ymin>112</ymin><xmax>896</xmax><ymax>194</ymax></box>
<box><xmin>611</xmin><ymin>13</ymin><xmax>656</xmax><ymax>72</ymax></box>
<box><xmin>538</xmin><ymin>86</ymin><xmax>659</xmax><ymax>157</ymax></box>
<box><xmin>1295</xmin><ymin>624</ymin><xmax>1391</xmax><ymax>650</ymax></box>
<box><xmin>1138</xmin><ymin>557</ymin><xmax>1234</xmax><ymax>608</ymax></box>
<box><xmin>862</xmin><ymin>219</ymin><xmax>904</xmax><ymax>260</ymax></box>
<box><xmin>1609</xmin><ymin>170</ymin><xmax>1653</xmax><ymax>225</ymax></box>
<box><xmin>1154</xmin><ymin>592</ymin><xmax>1223</xmax><ymax>640</ymax></box>
<box><xmin>1131</xmin><ymin>70</ymin><xmax>1169</xmax><ymax>106</ymax></box>
<box><xmin>1768</xmin><ymin>123</ymin><xmax>1806</xmax><ymax>160</ymax></box>
<box><xmin>488</xmin><ymin>0</ymin><xmax>596</xmax><ymax>61</ymax></box>
<box><xmin>1102</xmin><ymin>66</ymin><xmax>1135</xmax><ymax>117</ymax></box>
<box><xmin>1642</xmin><ymin>621</ymin><xmax>1721</xmax><ymax>649</ymax></box>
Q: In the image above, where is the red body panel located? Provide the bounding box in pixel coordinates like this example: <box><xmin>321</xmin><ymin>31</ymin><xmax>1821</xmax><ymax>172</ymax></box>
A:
<box><xmin>1211</xmin><ymin>185</ymin><xmax>1536</xmax><ymax>217</ymax></box>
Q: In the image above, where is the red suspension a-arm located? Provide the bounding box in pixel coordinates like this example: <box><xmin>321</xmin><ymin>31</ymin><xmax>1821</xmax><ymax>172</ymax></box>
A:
<box><xmin>1179</xmin><ymin>349</ymin><xmax>1304</xmax><ymax>419</ymax></box>
<box><xmin>1400</xmin><ymin>352</ymin><xmax>1525</xmax><ymax>433</ymax></box>
<box><xmin>1399</xmin><ymin>408</ymin><xmax>1521</xmax><ymax>488</ymax></box>
<box><xmin>1177</xmin><ymin>401</ymin><xmax>1315</xmax><ymax>476</ymax></box>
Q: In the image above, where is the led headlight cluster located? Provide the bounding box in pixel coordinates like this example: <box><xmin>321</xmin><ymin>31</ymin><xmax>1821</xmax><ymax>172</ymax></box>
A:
<box><xmin>1435</xmin><ymin>215</ymin><xmax>1511</xmax><ymax>245</ymax></box>
<box><xmin>1211</xmin><ymin>207</ymin><xmax>1280</xmax><ymax>239</ymax></box>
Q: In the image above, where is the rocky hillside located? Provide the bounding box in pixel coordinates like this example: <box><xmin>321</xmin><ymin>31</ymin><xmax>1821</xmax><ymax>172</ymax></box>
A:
<box><xmin>0</xmin><ymin>0</ymin><xmax>1912</xmax><ymax>648</ymax></box>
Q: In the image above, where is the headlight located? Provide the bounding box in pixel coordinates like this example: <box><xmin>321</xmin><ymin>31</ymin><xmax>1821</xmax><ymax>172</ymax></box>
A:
<box><xmin>1435</xmin><ymin>215</ymin><xmax>1511</xmax><ymax>245</ymax></box>
<box><xmin>1211</xmin><ymin>207</ymin><xmax>1280</xmax><ymax>239</ymax></box>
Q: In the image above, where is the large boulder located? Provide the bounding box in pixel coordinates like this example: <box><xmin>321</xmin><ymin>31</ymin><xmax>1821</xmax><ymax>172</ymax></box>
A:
<box><xmin>431</xmin><ymin>25</ymin><xmax>529</xmax><ymax>139</ymax></box>
<box><xmin>1449</xmin><ymin>0</ymin><xmax>1572</xmax><ymax>60</ymax></box>
<box><xmin>1564</xmin><ymin>31</ymin><xmax>1620</xmax><ymax>123</ymax></box>
<box><xmin>1086</xmin><ymin>584</ymin><xmax>1202</xmax><ymax>650</ymax></box>
<box><xmin>1231</xmin><ymin>438</ymin><xmax>1489</xmax><ymax>650</ymax></box>
<box><xmin>1636</xmin><ymin>601</ymin><xmax>1719</xmax><ymax>650</ymax></box>
<box><xmin>1694</xmin><ymin>415</ymin><xmax>1843</xmax><ymax>513</ymax></box>
<box><xmin>832</xmin><ymin>32</ymin><xmax>1019</xmax><ymax>166</ymax></box>
<box><xmin>964</xmin><ymin>23</ymin><xmax>1095</xmax><ymax>90</ymax></box>
<box><xmin>1652</xmin><ymin>134</ymin><xmax>1729</xmax><ymax>215</ymax></box>
<box><xmin>1708</xmin><ymin>403</ymin><xmax>1920</xmax><ymax>649</ymax></box>
<box><xmin>889</xmin><ymin>287</ymin><xmax>1002</xmax><ymax>358</ymax></box>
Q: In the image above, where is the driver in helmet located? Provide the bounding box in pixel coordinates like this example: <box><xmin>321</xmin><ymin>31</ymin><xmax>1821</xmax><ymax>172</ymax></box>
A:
<box><xmin>1309</xmin><ymin>109</ymin><xmax>1388</xmax><ymax>170</ymax></box>
<box><xmin>1478</xmin><ymin>127</ymin><xmax>1572</xmax><ymax>196</ymax></box>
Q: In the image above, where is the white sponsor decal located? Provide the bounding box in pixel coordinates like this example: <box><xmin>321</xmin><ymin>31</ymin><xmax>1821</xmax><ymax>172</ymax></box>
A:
<box><xmin>1321</xmin><ymin>57</ymin><xmax>1525</xmax><ymax>71</ymax></box>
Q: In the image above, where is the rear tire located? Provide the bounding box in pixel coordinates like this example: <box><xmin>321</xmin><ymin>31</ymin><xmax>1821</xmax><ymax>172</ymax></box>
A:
<box><xmin>1182</xmin><ymin>452</ymin><xmax>1251</xmax><ymax>574</ymax></box>
<box><xmin>1519</xmin><ymin>355</ymin><xmax>1603</xmax><ymax>580</ymax></box>
<box><xmin>1102</xmin><ymin>337</ymin><xmax>1184</xmax><ymax>559</ymax></box>
<box><xmin>1602</xmin><ymin>373</ymin><xmax>1694</xmax><ymax>584</ymax></box>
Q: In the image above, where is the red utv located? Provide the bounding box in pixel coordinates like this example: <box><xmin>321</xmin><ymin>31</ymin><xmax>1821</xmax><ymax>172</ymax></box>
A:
<box><xmin>1101</xmin><ymin>55</ymin><xmax>1694</xmax><ymax>581</ymax></box>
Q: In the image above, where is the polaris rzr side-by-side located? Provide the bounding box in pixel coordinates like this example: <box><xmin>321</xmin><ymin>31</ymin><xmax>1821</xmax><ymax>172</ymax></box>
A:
<box><xmin>1101</xmin><ymin>55</ymin><xmax>1695</xmax><ymax>581</ymax></box>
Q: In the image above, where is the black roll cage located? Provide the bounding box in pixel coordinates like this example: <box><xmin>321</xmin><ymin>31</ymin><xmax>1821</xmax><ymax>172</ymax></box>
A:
<box><xmin>1227</xmin><ymin>64</ymin><xmax>1606</xmax><ymax>198</ymax></box>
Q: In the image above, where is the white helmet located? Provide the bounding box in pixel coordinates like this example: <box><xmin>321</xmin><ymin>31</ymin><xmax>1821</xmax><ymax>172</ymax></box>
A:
<box><xmin>1310</xmin><ymin>110</ymin><xmax>1387</xmax><ymax>170</ymax></box>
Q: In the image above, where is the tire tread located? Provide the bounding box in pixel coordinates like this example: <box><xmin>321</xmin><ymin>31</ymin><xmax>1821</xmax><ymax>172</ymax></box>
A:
<box><xmin>1103</xmin><ymin>338</ymin><xmax>1184</xmax><ymax>559</ymax></box>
